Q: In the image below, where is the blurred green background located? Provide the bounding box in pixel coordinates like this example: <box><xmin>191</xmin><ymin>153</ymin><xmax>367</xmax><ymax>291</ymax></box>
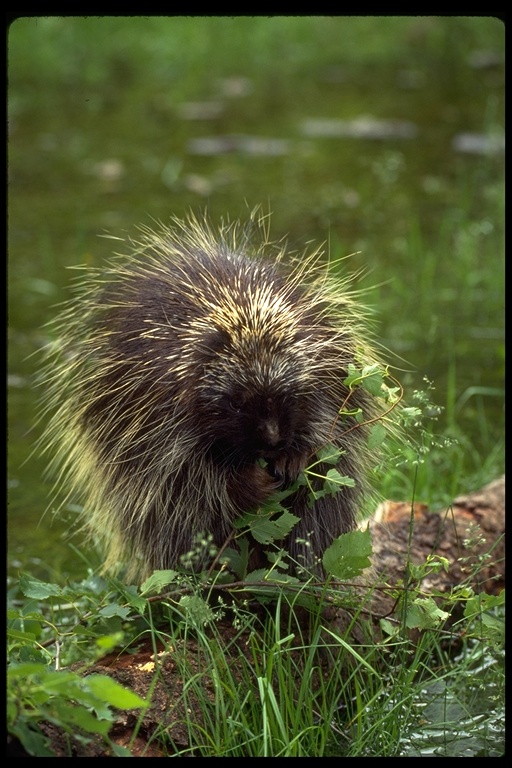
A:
<box><xmin>7</xmin><ymin>16</ymin><xmax>504</xmax><ymax>578</ymax></box>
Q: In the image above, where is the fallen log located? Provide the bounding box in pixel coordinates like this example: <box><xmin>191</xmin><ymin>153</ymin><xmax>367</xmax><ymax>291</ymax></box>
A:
<box><xmin>370</xmin><ymin>475</ymin><xmax>505</xmax><ymax>596</ymax></box>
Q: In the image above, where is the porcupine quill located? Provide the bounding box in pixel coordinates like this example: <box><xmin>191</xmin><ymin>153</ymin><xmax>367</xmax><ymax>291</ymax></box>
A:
<box><xmin>40</xmin><ymin>212</ymin><xmax>393</xmax><ymax>580</ymax></box>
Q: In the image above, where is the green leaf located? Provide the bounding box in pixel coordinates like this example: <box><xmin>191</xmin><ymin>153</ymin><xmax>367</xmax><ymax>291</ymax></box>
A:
<box><xmin>178</xmin><ymin>594</ymin><xmax>216</xmax><ymax>626</ymax></box>
<box><xmin>400</xmin><ymin>406</ymin><xmax>423</xmax><ymax>425</ymax></box>
<box><xmin>463</xmin><ymin>590</ymin><xmax>505</xmax><ymax>620</ymax></box>
<box><xmin>315</xmin><ymin>444</ymin><xmax>344</xmax><ymax>465</ymax></box>
<box><xmin>480</xmin><ymin>611</ymin><xmax>505</xmax><ymax>633</ymax></box>
<box><xmin>221</xmin><ymin>540</ymin><xmax>249</xmax><ymax>578</ymax></box>
<box><xmin>344</xmin><ymin>363</ymin><xmax>384</xmax><ymax>396</ymax></box>
<box><xmin>116</xmin><ymin>584</ymin><xmax>147</xmax><ymax>614</ymax></box>
<box><xmin>379</xmin><ymin>618</ymin><xmax>399</xmax><ymax>637</ymax></box>
<box><xmin>111</xmin><ymin>744</ymin><xmax>134</xmax><ymax>756</ymax></box>
<box><xmin>381</xmin><ymin>383</ymin><xmax>400</xmax><ymax>403</ymax></box>
<box><xmin>245</xmin><ymin>569</ymin><xmax>300</xmax><ymax>585</ymax></box>
<box><xmin>354</xmin><ymin>408</ymin><xmax>365</xmax><ymax>423</ymax></box>
<box><xmin>306</xmin><ymin>469</ymin><xmax>355</xmax><ymax>506</ymax></box>
<box><xmin>19</xmin><ymin>574</ymin><xmax>64</xmax><ymax>600</ymax></box>
<box><xmin>242</xmin><ymin>568</ymin><xmax>270</xmax><ymax>583</ymax></box>
<box><xmin>140</xmin><ymin>569</ymin><xmax>179</xmax><ymax>595</ymax></box>
<box><xmin>49</xmin><ymin>699</ymin><xmax>113</xmax><ymax>735</ymax></box>
<box><xmin>463</xmin><ymin>591</ymin><xmax>505</xmax><ymax>647</ymax></box>
<box><xmin>9</xmin><ymin>722</ymin><xmax>54</xmax><ymax>757</ymax></box>
<box><xmin>8</xmin><ymin>661</ymin><xmax>54</xmax><ymax>679</ymax></box>
<box><xmin>98</xmin><ymin>603</ymin><xmax>132</xmax><ymax>619</ymax></box>
<box><xmin>324</xmin><ymin>469</ymin><xmax>355</xmax><ymax>494</ymax></box>
<box><xmin>72</xmin><ymin>625</ymin><xmax>103</xmax><ymax>637</ymax></box>
<box><xmin>367</xmin><ymin>422</ymin><xmax>387</xmax><ymax>450</ymax></box>
<box><xmin>18</xmin><ymin>646</ymin><xmax>51</xmax><ymax>665</ymax></box>
<box><xmin>7</xmin><ymin>628</ymin><xmax>38</xmax><ymax>643</ymax></box>
<box><xmin>95</xmin><ymin>632</ymin><xmax>125</xmax><ymax>652</ymax></box>
<box><xmin>360</xmin><ymin>365</ymin><xmax>385</xmax><ymax>396</ymax></box>
<box><xmin>322</xmin><ymin>528</ymin><xmax>373</xmax><ymax>579</ymax></box>
<box><xmin>404</xmin><ymin>597</ymin><xmax>450</xmax><ymax>629</ymax></box>
<box><xmin>86</xmin><ymin>674</ymin><xmax>148</xmax><ymax>710</ymax></box>
<box><xmin>343</xmin><ymin>364</ymin><xmax>363</xmax><ymax>388</ymax></box>
<box><xmin>234</xmin><ymin>509</ymin><xmax>299</xmax><ymax>544</ymax></box>
<box><xmin>266</xmin><ymin>550</ymin><xmax>289</xmax><ymax>569</ymax></box>
<box><xmin>40</xmin><ymin>670</ymin><xmax>86</xmax><ymax>692</ymax></box>
<box><xmin>8</xmin><ymin>611</ymin><xmax>45</xmax><ymax>638</ymax></box>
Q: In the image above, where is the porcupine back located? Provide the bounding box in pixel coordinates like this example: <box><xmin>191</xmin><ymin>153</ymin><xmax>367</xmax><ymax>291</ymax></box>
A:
<box><xmin>42</xmin><ymin>214</ymin><xmax>384</xmax><ymax>579</ymax></box>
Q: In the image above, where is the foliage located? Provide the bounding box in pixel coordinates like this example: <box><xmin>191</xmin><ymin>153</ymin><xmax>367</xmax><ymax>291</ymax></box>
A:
<box><xmin>7</xmin><ymin>534</ymin><xmax>505</xmax><ymax>756</ymax></box>
<box><xmin>7</xmin><ymin>661</ymin><xmax>147</xmax><ymax>757</ymax></box>
<box><xmin>7</xmin><ymin>369</ymin><xmax>504</xmax><ymax>756</ymax></box>
<box><xmin>7</xmin><ymin>572</ymin><xmax>150</xmax><ymax>756</ymax></box>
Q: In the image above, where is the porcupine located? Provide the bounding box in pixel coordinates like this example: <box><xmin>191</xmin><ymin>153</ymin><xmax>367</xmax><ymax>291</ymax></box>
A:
<box><xmin>42</xmin><ymin>213</ymin><xmax>389</xmax><ymax>580</ymax></box>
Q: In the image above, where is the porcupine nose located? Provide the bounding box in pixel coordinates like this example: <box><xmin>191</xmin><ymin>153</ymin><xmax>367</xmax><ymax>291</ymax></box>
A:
<box><xmin>258</xmin><ymin>418</ymin><xmax>287</xmax><ymax>483</ymax></box>
<box><xmin>261</xmin><ymin>418</ymin><xmax>280</xmax><ymax>447</ymax></box>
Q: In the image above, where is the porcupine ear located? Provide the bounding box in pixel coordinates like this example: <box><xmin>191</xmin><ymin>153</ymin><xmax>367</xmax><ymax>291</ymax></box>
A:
<box><xmin>198</xmin><ymin>328</ymin><xmax>232</xmax><ymax>356</ymax></box>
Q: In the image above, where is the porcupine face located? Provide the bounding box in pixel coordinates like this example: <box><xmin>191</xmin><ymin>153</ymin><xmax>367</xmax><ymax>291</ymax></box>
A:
<box><xmin>148</xmin><ymin>252</ymin><xmax>320</xmax><ymax>490</ymax></box>
<box><xmin>206</xmin><ymin>384</ymin><xmax>307</xmax><ymax>482</ymax></box>
<box><xmin>190</xmin><ymin>319</ymin><xmax>320</xmax><ymax>491</ymax></box>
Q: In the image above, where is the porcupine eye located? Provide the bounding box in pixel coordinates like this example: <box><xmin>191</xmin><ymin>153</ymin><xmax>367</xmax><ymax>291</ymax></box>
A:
<box><xmin>220</xmin><ymin>390</ymin><xmax>280</xmax><ymax>451</ymax></box>
<box><xmin>228</xmin><ymin>393</ymin><xmax>246</xmax><ymax>413</ymax></box>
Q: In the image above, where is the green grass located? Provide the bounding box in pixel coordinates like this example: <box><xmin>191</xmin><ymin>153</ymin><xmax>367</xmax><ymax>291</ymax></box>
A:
<box><xmin>8</xmin><ymin>16</ymin><xmax>503</xmax><ymax>89</ymax></box>
<box><xmin>7</xmin><ymin>543</ymin><xmax>505</xmax><ymax>757</ymax></box>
